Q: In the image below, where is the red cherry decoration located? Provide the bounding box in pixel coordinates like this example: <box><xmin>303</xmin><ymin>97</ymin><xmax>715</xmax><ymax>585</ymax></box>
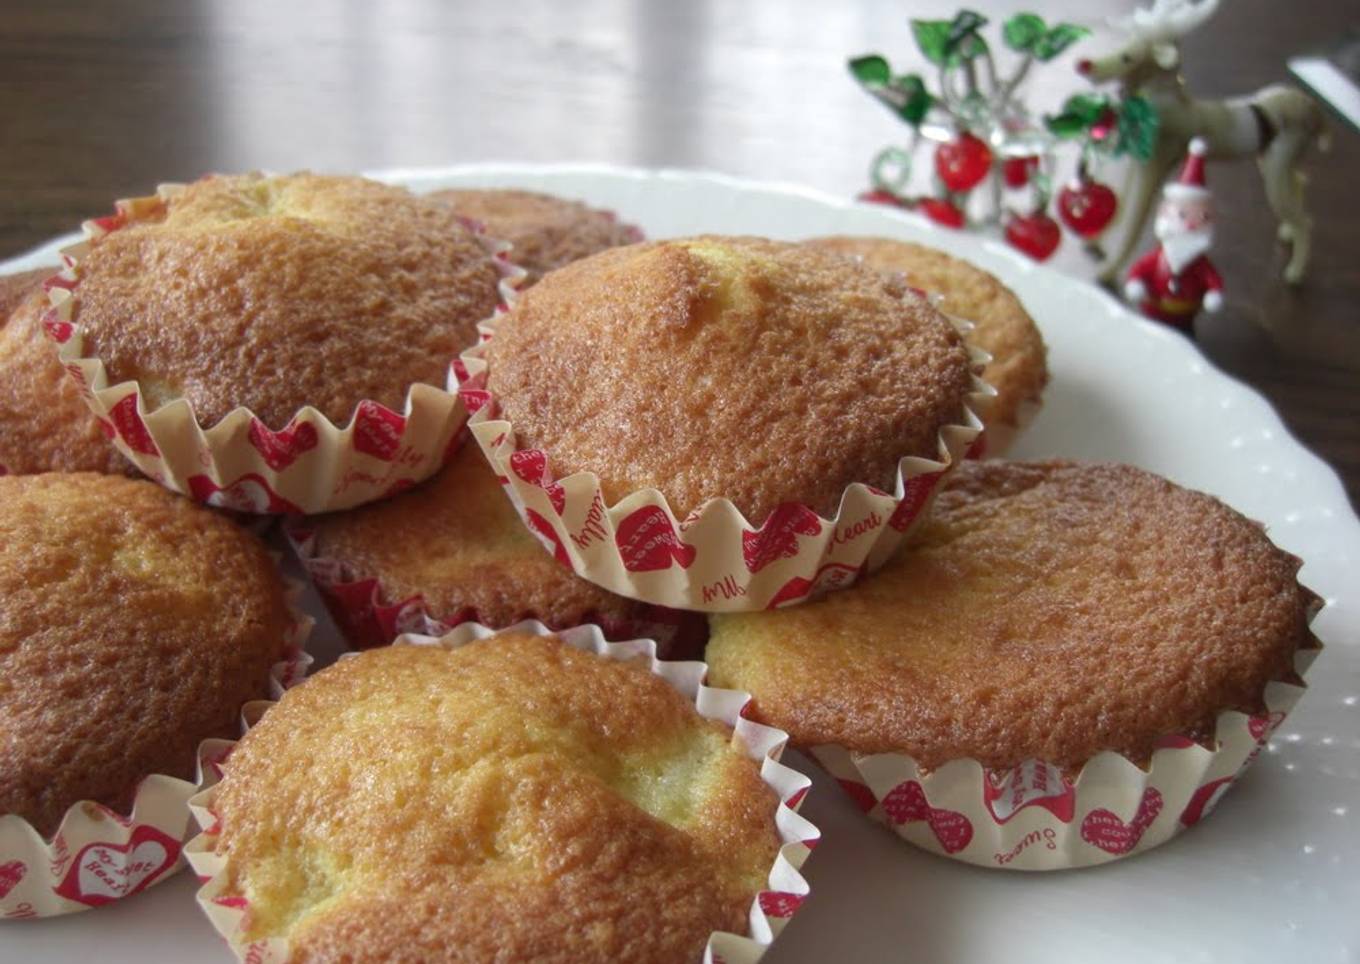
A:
<box><xmin>919</xmin><ymin>198</ymin><xmax>966</xmax><ymax>229</ymax></box>
<box><xmin>1058</xmin><ymin>178</ymin><xmax>1118</xmax><ymax>238</ymax></box>
<box><xmin>857</xmin><ymin>188</ymin><xmax>907</xmax><ymax>208</ymax></box>
<box><xmin>1002</xmin><ymin>155</ymin><xmax>1039</xmax><ymax>189</ymax></box>
<box><xmin>1005</xmin><ymin>211</ymin><xmax>1061</xmax><ymax>261</ymax></box>
<box><xmin>934</xmin><ymin>133</ymin><xmax>993</xmax><ymax>193</ymax></box>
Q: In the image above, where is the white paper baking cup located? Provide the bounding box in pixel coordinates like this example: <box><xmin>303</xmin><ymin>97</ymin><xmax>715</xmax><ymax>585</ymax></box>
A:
<box><xmin>972</xmin><ymin>395</ymin><xmax>1042</xmax><ymax>458</ymax></box>
<box><xmin>283</xmin><ymin>521</ymin><xmax>706</xmax><ymax>656</ymax></box>
<box><xmin>811</xmin><ymin>606</ymin><xmax>1323</xmax><ymax>871</ymax></box>
<box><xmin>453</xmin><ymin>316</ymin><xmax>991</xmax><ymax>612</ymax></box>
<box><xmin>0</xmin><ymin>578</ymin><xmax>313</xmax><ymax>919</ymax></box>
<box><xmin>184</xmin><ymin>621</ymin><xmax>818</xmax><ymax>963</ymax></box>
<box><xmin>41</xmin><ymin>185</ymin><xmax>524</xmax><ymax>514</ymax></box>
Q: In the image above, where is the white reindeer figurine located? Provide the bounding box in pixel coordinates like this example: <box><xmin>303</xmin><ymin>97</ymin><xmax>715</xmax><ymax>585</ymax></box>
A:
<box><xmin>1077</xmin><ymin>0</ymin><xmax>1326</xmax><ymax>285</ymax></box>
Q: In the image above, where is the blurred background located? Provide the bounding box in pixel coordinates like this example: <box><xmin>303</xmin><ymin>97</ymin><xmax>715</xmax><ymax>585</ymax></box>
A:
<box><xmin>1</xmin><ymin>0</ymin><xmax>1355</xmax><ymax>502</ymax></box>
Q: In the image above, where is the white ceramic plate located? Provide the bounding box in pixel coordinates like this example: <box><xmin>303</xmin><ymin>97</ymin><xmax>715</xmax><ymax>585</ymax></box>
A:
<box><xmin>2</xmin><ymin>165</ymin><xmax>1357</xmax><ymax>964</ymax></box>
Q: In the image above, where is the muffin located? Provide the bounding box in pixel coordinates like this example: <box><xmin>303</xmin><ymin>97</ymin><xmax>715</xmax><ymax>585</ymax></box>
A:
<box><xmin>463</xmin><ymin>235</ymin><xmax>986</xmax><ymax>611</ymax></box>
<box><xmin>431</xmin><ymin>188</ymin><xmax>642</xmax><ymax>286</ymax></box>
<box><xmin>707</xmin><ymin>460</ymin><xmax>1321</xmax><ymax>868</ymax></box>
<box><xmin>294</xmin><ymin>443</ymin><xmax>703</xmax><ymax>653</ymax></box>
<box><xmin>193</xmin><ymin>629</ymin><xmax>796</xmax><ymax>962</ymax></box>
<box><xmin>0</xmin><ymin>267</ymin><xmax>51</xmax><ymax>320</ymax></box>
<box><xmin>48</xmin><ymin>173</ymin><xmax>516</xmax><ymax>512</ymax></box>
<box><xmin>0</xmin><ymin>473</ymin><xmax>296</xmax><ymax>835</ymax></box>
<box><xmin>0</xmin><ymin>473</ymin><xmax>305</xmax><ymax>915</ymax></box>
<box><xmin>0</xmin><ymin>286</ymin><xmax>130</xmax><ymax>475</ymax></box>
<box><xmin>805</xmin><ymin>236</ymin><xmax>1047</xmax><ymax>454</ymax></box>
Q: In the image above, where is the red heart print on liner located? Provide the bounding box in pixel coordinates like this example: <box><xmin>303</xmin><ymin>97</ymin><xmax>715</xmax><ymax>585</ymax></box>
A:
<box><xmin>42</xmin><ymin>311</ymin><xmax>73</xmax><ymax>344</ymax></box>
<box><xmin>888</xmin><ymin>471</ymin><xmax>944</xmax><ymax>531</ymax></box>
<box><xmin>107</xmin><ymin>394</ymin><xmax>160</xmax><ymax>457</ymax></box>
<box><xmin>248</xmin><ymin>418</ymin><xmax>319</xmax><ymax>471</ymax></box>
<box><xmin>1179</xmin><ymin>776</ymin><xmax>1233</xmax><ymax>828</ymax></box>
<box><xmin>836</xmin><ymin>778</ymin><xmax>878</xmax><ymax>814</ymax></box>
<box><xmin>525</xmin><ymin>507</ymin><xmax>572</xmax><ymax>567</ymax></box>
<box><xmin>316</xmin><ymin>575</ymin><xmax>388</xmax><ymax>650</ymax></box>
<box><xmin>881</xmin><ymin>780</ymin><xmax>974</xmax><ymax>854</ymax></box>
<box><xmin>458</xmin><ymin>387</ymin><xmax>494</xmax><ymax>416</ymax></box>
<box><xmin>742</xmin><ymin>503</ymin><xmax>823</xmax><ymax>573</ymax></box>
<box><xmin>53</xmin><ymin>824</ymin><xmax>180</xmax><ymax>907</ymax></box>
<box><xmin>765</xmin><ymin>562</ymin><xmax>861</xmax><ymax>610</ymax></box>
<box><xmin>615</xmin><ymin>506</ymin><xmax>697</xmax><ymax>572</ymax></box>
<box><xmin>351</xmin><ymin>401</ymin><xmax>406</xmax><ymax>462</ymax></box>
<box><xmin>1080</xmin><ymin>787</ymin><xmax>1164</xmax><ymax>855</ymax></box>
<box><xmin>1248</xmin><ymin>711</ymin><xmax>1287</xmax><ymax>743</ymax></box>
<box><xmin>64</xmin><ymin>362</ymin><xmax>89</xmax><ymax>393</ymax></box>
<box><xmin>757</xmin><ymin>891</ymin><xmax>804</xmax><ymax>918</ymax></box>
<box><xmin>0</xmin><ymin>861</ymin><xmax>26</xmax><ymax>900</ymax></box>
<box><xmin>187</xmin><ymin>473</ymin><xmax>303</xmax><ymax>515</ymax></box>
<box><xmin>509</xmin><ymin>450</ymin><xmax>566</xmax><ymax>514</ymax></box>
<box><xmin>982</xmin><ymin>761</ymin><xmax>1076</xmax><ymax>824</ymax></box>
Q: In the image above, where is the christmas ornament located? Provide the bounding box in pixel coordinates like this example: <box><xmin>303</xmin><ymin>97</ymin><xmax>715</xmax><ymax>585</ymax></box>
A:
<box><xmin>919</xmin><ymin>197</ymin><xmax>967</xmax><ymax>228</ymax></box>
<box><xmin>1123</xmin><ymin>138</ymin><xmax>1224</xmax><ymax>332</ymax></box>
<box><xmin>1005</xmin><ymin>208</ymin><xmax>1062</xmax><ymax>262</ymax></box>
<box><xmin>935</xmin><ymin>133</ymin><xmax>993</xmax><ymax>192</ymax></box>
<box><xmin>1002</xmin><ymin>155</ymin><xmax>1039</xmax><ymax>188</ymax></box>
<box><xmin>1070</xmin><ymin>0</ymin><xmax>1325</xmax><ymax>285</ymax></box>
<box><xmin>848</xmin><ymin>9</ymin><xmax>1090</xmax><ymax>246</ymax></box>
<box><xmin>1058</xmin><ymin>173</ymin><xmax>1118</xmax><ymax>240</ymax></box>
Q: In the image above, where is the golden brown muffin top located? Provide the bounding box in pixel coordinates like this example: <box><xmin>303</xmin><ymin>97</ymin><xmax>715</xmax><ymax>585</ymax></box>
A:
<box><xmin>308</xmin><ymin>443</ymin><xmax>643</xmax><ymax>631</ymax></box>
<box><xmin>212</xmin><ymin>634</ymin><xmax>780</xmax><ymax>963</ymax></box>
<box><xmin>430</xmin><ymin>188</ymin><xmax>641</xmax><ymax>286</ymax></box>
<box><xmin>486</xmin><ymin>235</ymin><xmax>975</xmax><ymax>523</ymax></box>
<box><xmin>0</xmin><ymin>473</ymin><xmax>293</xmax><ymax>836</ymax></box>
<box><xmin>707</xmin><ymin>460</ymin><xmax>1316</xmax><ymax>772</ymax></box>
<box><xmin>0</xmin><ymin>290</ymin><xmax>131</xmax><ymax>476</ymax></box>
<box><xmin>805</xmin><ymin>236</ymin><xmax>1047</xmax><ymax>433</ymax></box>
<box><xmin>0</xmin><ymin>267</ymin><xmax>52</xmax><ymax>322</ymax></box>
<box><xmin>69</xmin><ymin>173</ymin><xmax>503</xmax><ymax>429</ymax></box>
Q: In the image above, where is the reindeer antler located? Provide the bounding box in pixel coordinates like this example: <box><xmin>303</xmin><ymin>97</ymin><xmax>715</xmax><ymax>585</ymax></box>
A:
<box><xmin>1121</xmin><ymin>0</ymin><xmax>1220</xmax><ymax>43</ymax></box>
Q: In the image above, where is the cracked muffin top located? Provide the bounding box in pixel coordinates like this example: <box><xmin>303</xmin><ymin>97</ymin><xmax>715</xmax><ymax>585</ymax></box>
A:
<box><xmin>431</xmin><ymin>188</ymin><xmax>641</xmax><ymax>286</ymax></box>
<box><xmin>0</xmin><ymin>285</ymin><xmax>130</xmax><ymax>476</ymax></box>
<box><xmin>305</xmin><ymin>443</ymin><xmax>668</xmax><ymax>646</ymax></box>
<box><xmin>805</xmin><ymin>236</ymin><xmax>1046</xmax><ymax>453</ymax></box>
<box><xmin>485</xmin><ymin>235</ymin><xmax>976</xmax><ymax>523</ymax></box>
<box><xmin>0</xmin><ymin>473</ymin><xmax>293</xmax><ymax>836</ymax></box>
<box><xmin>66</xmin><ymin>173</ymin><xmax>504</xmax><ymax>429</ymax></box>
<box><xmin>210</xmin><ymin>632</ymin><xmax>780</xmax><ymax>962</ymax></box>
<box><xmin>707</xmin><ymin>459</ymin><xmax>1317</xmax><ymax>771</ymax></box>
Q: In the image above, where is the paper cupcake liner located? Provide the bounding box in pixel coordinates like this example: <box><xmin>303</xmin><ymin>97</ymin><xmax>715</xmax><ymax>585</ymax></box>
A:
<box><xmin>41</xmin><ymin>185</ymin><xmax>526</xmax><ymax>515</ymax></box>
<box><xmin>283</xmin><ymin>521</ymin><xmax>708</xmax><ymax>657</ymax></box>
<box><xmin>0</xmin><ymin>576</ymin><xmax>314</xmax><ymax>919</ymax></box>
<box><xmin>971</xmin><ymin>395</ymin><xmax>1043</xmax><ymax>459</ymax></box>
<box><xmin>184</xmin><ymin>620</ymin><xmax>819</xmax><ymax>963</ymax></box>
<box><xmin>453</xmin><ymin>317</ymin><xmax>992</xmax><ymax>612</ymax></box>
<box><xmin>811</xmin><ymin>598</ymin><xmax>1323</xmax><ymax>871</ymax></box>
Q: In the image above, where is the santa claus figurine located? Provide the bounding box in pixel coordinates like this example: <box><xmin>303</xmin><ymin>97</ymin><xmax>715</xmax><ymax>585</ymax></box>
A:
<box><xmin>1124</xmin><ymin>138</ymin><xmax>1224</xmax><ymax>332</ymax></box>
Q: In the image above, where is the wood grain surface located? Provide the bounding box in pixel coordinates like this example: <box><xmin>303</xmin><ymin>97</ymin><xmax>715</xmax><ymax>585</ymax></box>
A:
<box><xmin>1</xmin><ymin>0</ymin><xmax>1354</xmax><ymax>505</ymax></box>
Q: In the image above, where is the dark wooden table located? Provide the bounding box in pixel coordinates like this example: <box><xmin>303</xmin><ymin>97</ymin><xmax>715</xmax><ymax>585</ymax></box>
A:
<box><xmin>2</xmin><ymin>0</ymin><xmax>1356</xmax><ymax>506</ymax></box>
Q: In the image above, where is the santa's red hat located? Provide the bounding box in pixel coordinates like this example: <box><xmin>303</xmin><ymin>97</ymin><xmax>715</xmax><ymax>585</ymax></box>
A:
<box><xmin>1163</xmin><ymin>138</ymin><xmax>1210</xmax><ymax>200</ymax></box>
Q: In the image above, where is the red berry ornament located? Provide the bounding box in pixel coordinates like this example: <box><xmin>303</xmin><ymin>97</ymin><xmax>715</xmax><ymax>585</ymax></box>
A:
<box><xmin>1005</xmin><ymin>210</ymin><xmax>1061</xmax><ymax>261</ymax></box>
<box><xmin>1058</xmin><ymin>178</ymin><xmax>1118</xmax><ymax>238</ymax></box>
<box><xmin>919</xmin><ymin>198</ymin><xmax>966</xmax><ymax>229</ymax></box>
<box><xmin>934</xmin><ymin>133</ymin><xmax>993</xmax><ymax>193</ymax></box>
<box><xmin>1002</xmin><ymin>155</ymin><xmax>1039</xmax><ymax>188</ymax></box>
<box><xmin>858</xmin><ymin>188</ymin><xmax>906</xmax><ymax>208</ymax></box>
